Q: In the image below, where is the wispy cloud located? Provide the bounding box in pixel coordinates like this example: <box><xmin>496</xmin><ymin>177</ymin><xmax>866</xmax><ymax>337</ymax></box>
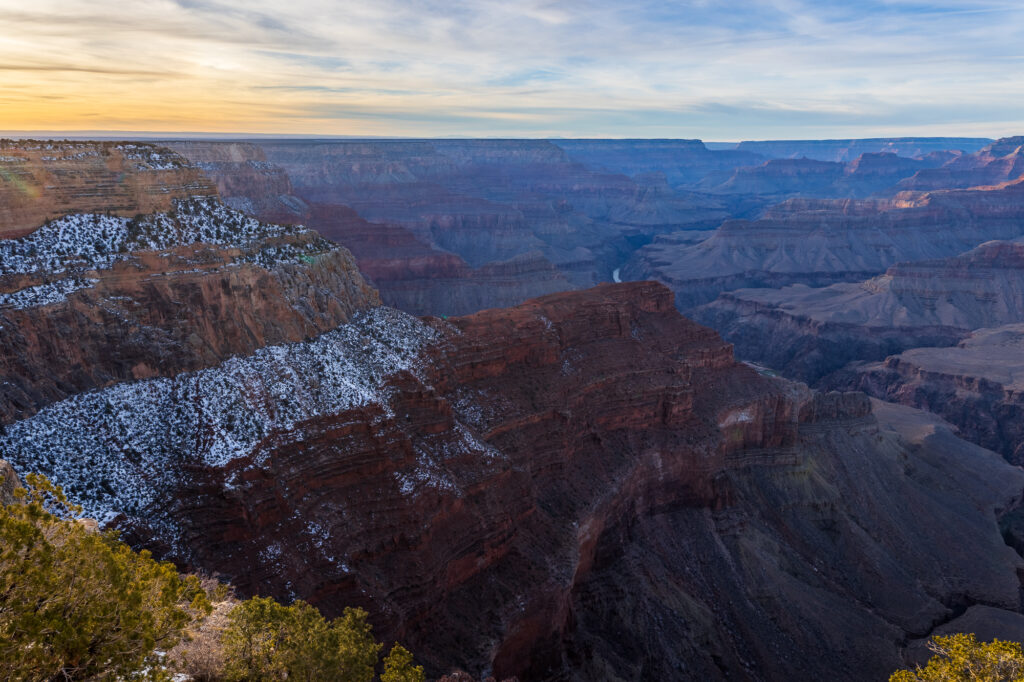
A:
<box><xmin>0</xmin><ymin>0</ymin><xmax>1021</xmax><ymax>137</ymax></box>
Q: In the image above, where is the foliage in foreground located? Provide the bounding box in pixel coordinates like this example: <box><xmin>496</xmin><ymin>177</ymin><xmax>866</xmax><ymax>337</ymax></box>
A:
<box><xmin>0</xmin><ymin>473</ymin><xmax>211</xmax><ymax>681</ymax></box>
<box><xmin>0</xmin><ymin>472</ymin><xmax>425</xmax><ymax>681</ymax></box>
<box><xmin>890</xmin><ymin>633</ymin><xmax>1024</xmax><ymax>682</ymax></box>
<box><xmin>221</xmin><ymin>597</ymin><xmax>379</xmax><ymax>681</ymax></box>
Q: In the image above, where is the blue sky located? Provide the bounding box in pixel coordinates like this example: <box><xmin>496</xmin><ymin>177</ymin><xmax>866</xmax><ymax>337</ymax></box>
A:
<box><xmin>0</xmin><ymin>0</ymin><xmax>1021</xmax><ymax>138</ymax></box>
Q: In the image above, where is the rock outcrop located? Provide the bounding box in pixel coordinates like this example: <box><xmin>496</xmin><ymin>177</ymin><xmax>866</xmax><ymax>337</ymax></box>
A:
<box><xmin>0</xmin><ymin>192</ymin><xmax>379</xmax><ymax>424</ymax></box>
<box><xmin>4</xmin><ymin>282</ymin><xmax>1024</xmax><ymax>681</ymax></box>
<box><xmin>831</xmin><ymin>324</ymin><xmax>1024</xmax><ymax>463</ymax></box>
<box><xmin>0</xmin><ymin>140</ymin><xmax>216</xmax><ymax>238</ymax></box>
<box><xmin>170</xmin><ymin>142</ymin><xmax>577</xmax><ymax>315</ymax></box>
<box><xmin>693</xmin><ymin>239</ymin><xmax>1024</xmax><ymax>382</ymax></box>
<box><xmin>699</xmin><ymin>157</ymin><xmax>847</xmax><ymax>196</ymax></box>
<box><xmin>551</xmin><ymin>138</ymin><xmax>765</xmax><ymax>187</ymax></box>
<box><xmin>698</xmin><ymin>153</ymin><xmax>947</xmax><ymax>199</ymax></box>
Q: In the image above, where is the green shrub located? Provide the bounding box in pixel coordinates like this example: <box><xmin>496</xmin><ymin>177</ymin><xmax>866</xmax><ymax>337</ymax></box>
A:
<box><xmin>0</xmin><ymin>473</ymin><xmax>210</xmax><ymax>681</ymax></box>
<box><xmin>0</xmin><ymin>472</ymin><xmax>428</xmax><ymax>681</ymax></box>
<box><xmin>222</xmin><ymin>597</ymin><xmax>381</xmax><ymax>681</ymax></box>
<box><xmin>382</xmin><ymin>643</ymin><xmax>426</xmax><ymax>682</ymax></box>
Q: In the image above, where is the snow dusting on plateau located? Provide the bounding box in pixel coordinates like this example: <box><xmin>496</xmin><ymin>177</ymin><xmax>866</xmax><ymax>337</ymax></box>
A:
<box><xmin>0</xmin><ymin>277</ymin><xmax>99</xmax><ymax>309</ymax></box>
<box><xmin>0</xmin><ymin>307</ymin><xmax>441</xmax><ymax>528</ymax></box>
<box><xmin>0</xmin><ymin>197</ymin><xmax>307</xmax><ymax>278</ymax></box>
<box><xmin>0</xmin><ymin>197</ymin><xmax>330</xmax><ymax>310</ymax></box>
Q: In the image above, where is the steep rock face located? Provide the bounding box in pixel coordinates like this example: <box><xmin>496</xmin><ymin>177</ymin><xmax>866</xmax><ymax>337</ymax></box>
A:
<box><xmin>627</xmin><ymin>178</ymin><xmax>1024</xmax><ymax>309</ymax></box>
<box><xmin>0</xmin><ymin>141</ymin><xmax>216</xmax><ymax>238</ymax></box>
<box><xmin>0</xmin><ymin>196</ymin><xmax>379</xmax><ymax>423</ymax></box>
<box><xmin>700</xmin><ymin>157</ymin><xmax>846</xmax><ymax>196</ymax></box>
<box><xmin>4</xmin><ymin>282</ymin><xmax>1024</xmax><ymax>681</ymax></box>
<box><xmin>166</xmin><ymin>141</ymin><xmax>301</xmax><ymax>219</ymax></box>
<box><xmin>731</xmin><ymin>137</ymin><xmax>990</xmax><ymax>162</ymax></box>
<box><xmin>694</xmin><ymin>285</ymin><xmax>964</xmax><ymax>385</ymax></box>
<box><xmin>831</xmin><ymin>324</ymin><xmax>1024</xmax><ymax>463</ymax></box>
<box><xmin>693</xmin><ymin>239</ymin><xmax>1024</xmax><ymax>382</ymax></box>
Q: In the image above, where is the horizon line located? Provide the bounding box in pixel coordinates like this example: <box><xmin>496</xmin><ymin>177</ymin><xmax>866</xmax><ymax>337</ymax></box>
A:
<box><xmin>0</xmin><ymin>130</ymin><xmax>1003</xmax><ymax>144</ymax></box>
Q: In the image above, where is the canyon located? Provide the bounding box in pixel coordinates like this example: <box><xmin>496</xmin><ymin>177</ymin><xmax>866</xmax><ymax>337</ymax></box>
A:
<box><xmin>4</xmin><ymin>273</ymin><xmax>1024</xmax><ymax>681</ymax></box>
<box><xmin>169</xmin><ymin>139</ymin><xmax>759</xmax><ymax>316</ymax></box>
<box><xmin>5</xmin><ymin>137</ymin><xmax>1024</xmax><ymax>680</ymax></box>
<box><xmin>168</xmin><ymin>137</ymin><xmax>1010</xmax><ymax>319</ymax></box>
<box><xmin>717</xmin><ymin>137</ymin><xmax>990</xmax><ymax>163</ymax></box>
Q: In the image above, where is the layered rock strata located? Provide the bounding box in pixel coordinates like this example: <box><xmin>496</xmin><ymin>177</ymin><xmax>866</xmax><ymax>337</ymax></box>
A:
<box><xmin>169</xmin><ymin>142</ymin><xmax>575</xmax><ymax>315</ymax></box>
<box><xmin>730</xmin><ymin>137</ymin><xmax>990</xmax><ymax>163</ymax></box>
<box><xmin>893</xmin><ymin>137</ymin><xmax>1024</xmax><ymax>192</ymax></box>
<box><xmin>3</xmin><ymin>282</ymin><xmax>1023</xmax><ymax>681</ymax></box>
<box><xmin>628</xmin><ymin>172</ymin><xmax>1024</xmax><ymax>309</ymax></box>
<box><xmin>699</xmin><ymin>153</ymin><xmax>948</xmax><ymax>199</ymax></box>
<box><xmin>0</xmin><ymin>140</ymin><xmax>216</xmax><ymax>238</ymax></box>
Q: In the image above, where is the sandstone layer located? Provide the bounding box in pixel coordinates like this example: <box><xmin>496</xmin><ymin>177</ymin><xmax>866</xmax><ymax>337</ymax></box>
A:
<box><xmin>698</xmin><ymin>153</ymin><xmax>947</xmax><ymax>200</ymax></box>
<box><xmin>551</xmin><ymin>138</ymin><xmax>765</xmax><ymax>187</ymax></box>
<box><xmin>893</xmin><ymin>137</ymin><xmax>1024</xmax><ymax>192</ymax></box>
<box><xmin>0</xmin><ymin>140</ymin><xmax>216</xmax><ymax>238</ymax></box>
<box><xmin>170</xmin><ymin>141</ymin><xmax>576</xmax><ymax>316</ymax></box>
<box><xmin>729</xmin><ymin>137</ymin><xmax>990</xmax><ymax>163</ymax></box>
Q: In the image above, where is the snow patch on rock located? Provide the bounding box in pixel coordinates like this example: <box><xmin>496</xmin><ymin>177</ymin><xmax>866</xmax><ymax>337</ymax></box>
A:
<box><xmin>0</xmin><ymin>197</ymin><xmax>308</xmax><ymax>278</ymax></box>
<box><xmin>0</xmin><ymin>307</ymin><xmax>440</xmax><ymax>528</ymax></box>
<box><xmin>0</xmin><ymin>277</ymin><xmax>98</xmax><ymax>309</ymax></box>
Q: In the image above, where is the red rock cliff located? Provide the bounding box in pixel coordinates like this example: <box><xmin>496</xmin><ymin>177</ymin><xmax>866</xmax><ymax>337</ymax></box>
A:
<box><xmin>4</xmin><ymin>282</ymin><xmax>1022</xmax><ymax>681</ymax></box>
<box><xmin>0</xmin><ymin>140</ymin><xmax>216</xmax><ymax>238</ymax></box>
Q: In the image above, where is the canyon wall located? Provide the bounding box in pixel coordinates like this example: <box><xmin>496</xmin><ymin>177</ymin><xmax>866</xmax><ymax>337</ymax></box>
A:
<box><xmin>730</xmin><ymin>137</ymin><xmax>991</xmax><ymax>162</ymax></box>
<box><xmin>5</xmin><ymin>137</ymin><xmax>1024</xmax><ymax>681</ymax></box>
<box><xmin>893</xmin><ymin>137</ymin><xmax>1024</xmax><ymax>192</ymax></box>
<box><xmin>170</xmin><ymin>141</ymin><xmax>579</xmax><ymax>316</ymax></box>
<box><xmin>551</xmin><ymin>138</ymin><xmax>765</xmax><ymax>187</ymax></box>
<box><xmin>0</xmin><ymin>142</ymin><xmax>379</xmax><ymax>423</ymax></box>
<box><xmin>698</xmin><ymin>153</ymin><xmax>947</xmax><ymax>199</ymax></box>
<box><xmin>3</xmin><ymin>280</ymin><xmax>1023</xmax><ymax>681</ymax></box>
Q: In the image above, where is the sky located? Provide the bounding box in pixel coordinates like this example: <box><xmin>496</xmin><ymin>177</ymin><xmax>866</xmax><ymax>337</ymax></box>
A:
<box><xmin>0</xmin><ymin>0</ymin><xmax>1022</xmax><ymax>140</ymax></box>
